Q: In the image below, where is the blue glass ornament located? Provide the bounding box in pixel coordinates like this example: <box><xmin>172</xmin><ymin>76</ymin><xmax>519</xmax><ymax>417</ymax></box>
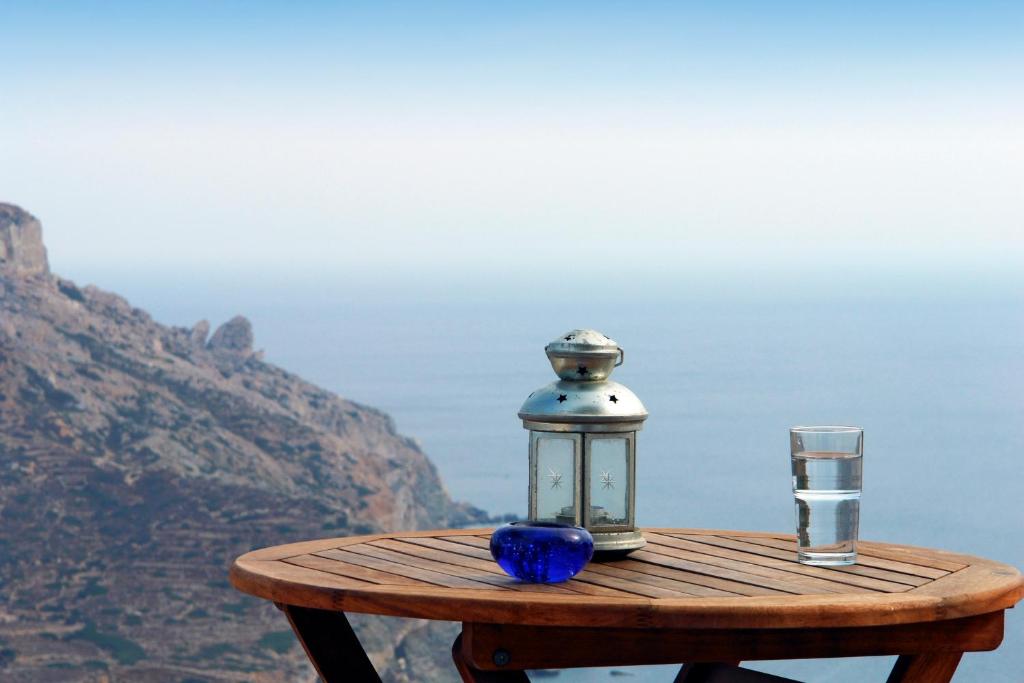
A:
<box><xmin>490</xmin><ymin>522</ymin><xmax>594</xmax><ymax>583</ymax></box>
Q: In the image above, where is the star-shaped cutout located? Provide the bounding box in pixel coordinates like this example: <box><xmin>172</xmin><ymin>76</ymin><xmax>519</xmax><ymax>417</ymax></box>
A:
<box><xmin>576</xmin><ymin>365</ymin><xmax>589</xmax><ymax>376</ymax></box>
<box><xmin>557</xmin><ymin>394</ymin><xmax>568</xmax><ymax>403</ymax></box>
<box><xmin>609</xmin><ymin>395</ymin><xmax>618</xmax><ymax>403</ymax></box>
<box><xmin>600</xmin><ymin>471</ymin><xmax>615</xmax><ymax>490</ymax></box>
<box><xmin>547</xmin><ymin>468</ymin><xmax>563</xmax><ymax>489</ymax></box>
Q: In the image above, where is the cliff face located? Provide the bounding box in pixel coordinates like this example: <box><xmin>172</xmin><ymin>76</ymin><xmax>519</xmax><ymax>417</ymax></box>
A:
<box><xmin>0</xmin><ymin>204</ymin><xmax>479</xmax><ymax>681</ymax></box>
<box><xmin>0</xmin><ymin>205</ymin><xmax>49</xmax><ymax>277</ymax></box>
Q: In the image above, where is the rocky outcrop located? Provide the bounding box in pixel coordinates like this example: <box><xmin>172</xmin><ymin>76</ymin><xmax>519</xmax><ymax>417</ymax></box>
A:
<box><xmin>0</xmin><ymin>204</ymin><xmax>484</xmax><ymax>682</ymax></box>
<box><xmin>207</xmin><ymin>315</ymin><xmax>259</xmax><ymax>373</ymax></box>
<box><xmin>189</xmin><ymin>319</ymin><xmax>210</xmax><ymax>348</ymax></box>
<box><xmin>207</xmin><ymin>315</ymin><xmax>254</xmax><ymax>355</ymax></box>
<box><xmin>0</xmin><ymin>204</ymin><xmax>49</xmax><ymax>276</ymax></box>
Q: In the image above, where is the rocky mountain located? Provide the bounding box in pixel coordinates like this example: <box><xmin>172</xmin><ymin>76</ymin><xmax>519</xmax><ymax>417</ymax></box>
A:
<box><xmin>0</xmin><ymin>204</ymin><xmax>484</xmax><ymax>681</ymax></box>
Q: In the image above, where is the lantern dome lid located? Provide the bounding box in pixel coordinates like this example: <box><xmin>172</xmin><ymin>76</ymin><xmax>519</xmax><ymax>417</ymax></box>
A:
<box><xmin>518</xmin><ymin>379</ymin><xmax>648</xmax><ymax>424</ymax></box>
<box><xmin>545</xmin><ymin>329</ymin><xmax>619</xmax><ymax>355</ymax></box>
<box><xmin>545</xmin><ymin>329</ymin><xmax>624</xmax><ymax>382</ymax></box>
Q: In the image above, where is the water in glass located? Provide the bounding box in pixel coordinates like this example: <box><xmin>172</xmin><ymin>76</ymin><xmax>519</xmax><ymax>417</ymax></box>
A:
<box><xmin>792</xmin><ymin>450</ymin><xmax>862</xmax><ymax>565</ymax></box>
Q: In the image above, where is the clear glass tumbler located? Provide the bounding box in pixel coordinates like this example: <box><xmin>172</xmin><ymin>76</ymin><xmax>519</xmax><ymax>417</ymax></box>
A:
<box><xmin>790</xmin><ymin>426</ymin><xmax>863</xmax><ymax>565</ymax></box>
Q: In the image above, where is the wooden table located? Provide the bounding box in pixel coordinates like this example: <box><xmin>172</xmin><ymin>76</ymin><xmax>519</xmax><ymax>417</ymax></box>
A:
<box><xmin>230</xmin><ymin>528</ymin><xmax>1022</xmax><ymax>682</ymax></box>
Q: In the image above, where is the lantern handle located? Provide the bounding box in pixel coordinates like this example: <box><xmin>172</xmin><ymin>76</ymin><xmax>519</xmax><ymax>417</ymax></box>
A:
<box><xmin>615</xmin><ymin>347</ymin><xmax>624</xmax><ymax>367</ymax></box>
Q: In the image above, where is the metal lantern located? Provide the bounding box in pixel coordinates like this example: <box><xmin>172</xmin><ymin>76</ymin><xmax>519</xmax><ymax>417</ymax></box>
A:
<box><xmin>518</xmin><ymin>329</ymin><xmax>648</xmax><ymax>555</ymax></box>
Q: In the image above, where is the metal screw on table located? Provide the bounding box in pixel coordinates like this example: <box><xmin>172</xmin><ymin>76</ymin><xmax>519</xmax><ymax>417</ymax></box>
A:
<box><xmin>492</xmin><ymin>649</ymin><xmax>511</xmax><ymax>667</ymax></box>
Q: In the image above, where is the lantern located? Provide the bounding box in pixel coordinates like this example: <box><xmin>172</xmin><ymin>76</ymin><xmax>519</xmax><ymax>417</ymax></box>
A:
<box><xmin>518</xmin><ymin>329</ymin><xmax>648</xmax><ymax>555</ymax></box>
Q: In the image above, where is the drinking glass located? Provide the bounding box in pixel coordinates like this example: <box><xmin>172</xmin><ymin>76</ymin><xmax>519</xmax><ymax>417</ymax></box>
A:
<box><xmin>790</xmin><ymin>426</ymin><xmax>863</xmax><ymax>565</ymax></box>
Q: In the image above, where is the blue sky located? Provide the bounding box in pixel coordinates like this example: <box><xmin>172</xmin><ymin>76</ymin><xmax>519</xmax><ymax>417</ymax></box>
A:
<box><xmin>2</xmin><ymin>1</ymin><xmax>1021</xmax><ymax>286</ymax></box>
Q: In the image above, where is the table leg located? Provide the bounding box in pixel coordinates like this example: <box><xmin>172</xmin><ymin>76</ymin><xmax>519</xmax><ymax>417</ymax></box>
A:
<box><xmin>281</xmin><ymin>605</ymin><xmax>382</xmax><ymax>683</ymax></box>
<box><xmin>886</xmin><ymin>653</ymin><xmax>963</xmax><ymax>683</ymax></box>
<box><xmin>675</xmin><ymin>663</ymin><xmax>800</xmax><ymax>682</ymax></box>
<box><xmin>674</xmin><ymin>663</ymin><xmax>737</xmax><ymax>682</ymax></box>
<box><xmin>453</xmin><ymin>633</ymin><xmax>531</xmax><ymax>683</ymax></box>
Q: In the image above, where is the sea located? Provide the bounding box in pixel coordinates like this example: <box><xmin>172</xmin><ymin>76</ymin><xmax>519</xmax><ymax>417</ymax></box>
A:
<box><xmin>111</xmin><ymin>270</ymin><xmax>1022</xmax><ymax>683</ymax></box>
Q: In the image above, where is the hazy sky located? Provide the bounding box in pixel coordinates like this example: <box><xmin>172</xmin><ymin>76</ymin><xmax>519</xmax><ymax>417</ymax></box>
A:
<box><xmin>2</xmin><ymin>1</ymin><xmax>1022</xmax><ymax>284</ymax></box>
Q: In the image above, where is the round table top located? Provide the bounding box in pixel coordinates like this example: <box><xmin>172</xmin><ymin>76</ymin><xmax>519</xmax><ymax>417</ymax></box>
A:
<box><xmin>230</xmin><ymin>528</ymin><xmax>1023</xmax><ymax>630</ymax></box>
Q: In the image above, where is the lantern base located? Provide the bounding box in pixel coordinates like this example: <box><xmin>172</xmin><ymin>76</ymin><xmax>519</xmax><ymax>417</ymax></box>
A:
<box><xmin>590</xmin><ymin>530</ymin><xmax>646</xmax><ymax>558</ymax></box>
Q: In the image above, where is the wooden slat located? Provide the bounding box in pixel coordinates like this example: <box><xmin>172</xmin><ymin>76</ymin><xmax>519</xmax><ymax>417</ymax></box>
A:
<box><xmin>439</xmin><ymin>534</ymin><xmax>766</xmax><ymax>597</ymax></box>
<box><xmin>638</xmin><ymin>543</ymin><xmax>880</xmax><ymax>595</ymax></box>
<box><xmin>630</xmin><ymin>549</ymin><xmax>840</xmax><ymax>595</ymax></box>
<box><xmin>623</xmin><ymin>554</ymin><xmax>799</xmax><ymax>597</ymax></box>
<box><xmin>230</xmin><ymin>556</ymin><xmax>440</xmax><ymax>614</ymax></box>
<box><xmin>348</xmin><ymin>543</ymin><xmax>678</xmax><ymax>598</ymax></box>
<box><xmin>284</xmin><ymin>554</ymin><xmax>422</xmax><ymax>586</ymax></box>
<box><xmin>375</xmin><ymin>537</ymin><xmax>492</xmax><ymax>564</ymax></box>
<box><xmin>441</xmin><ymin>534</ymin><xmax>497</xmax><ymax>549</ymax></box>
<box><xmin>570</xmin><ymin>567</ymin><xmax>697</xmax><ymax>598</ymax></box>
<box><xmin>648</xmin><ymin>533</ymin><xmax>914</xmax><ymax>593</ymax></box>
<box><xmin>856</xmin><ymin>541</ymin><xmax>968</xmax><ymax>573</ymax></box>
<box><xmin>369</xmin><ymin>539</ymin><xmax>578</xmax><ymax>595</ymax></box>
<box><xmin>653</xmin><ymin>534</ymin><xmax>929</xmax><ymax>587</ymax></box>
<box><xmin>652</xmin><ymin>530</ymin><xmax>968</xmax><ymax>573</ymax></box>
<box><xmin>439</xmin><ymin>535</ymin><xmax>786</xmax><ymax>597</ymax></box>
<box><xmin>454</xmin><ymin>531</ymin><xmax>890</xmax><ymax>595</ymax></box>
<box><xmin>579</xmin><ymin>561</ymin><xmax>739</xmax><ymax>597</ymax></box>
<box><xmin>726</xmin><ymin>535</ymin><xmax>952</xmax><ymax>580</ymax></box>
<box><xmin>246</xmin><ymin>528</ymin><xmax>495</xmax><ymax>562</ymax></box>
<box><xmin>609</xmin><ymin>559</ymin><xmax>787</xmax><ymax>597</ymax></box>
<box><xmin>398</xmin><ymin>536</ymin><xmax>648</xmax><ymax>599</ymax></box>
<box><xmin>645</xmin><ymin>528</ymin><xmax>792</xmax><ymax>539</ymax></box>
<box><xmin>670</xmin><ymin>534</ymin><xmax>925</xmax><ymax>591</ymax></box>
<box><xmin>403</xmin><ymin>536</ymin><xmax>498</xmax><ymax>560</ymax></box>
<box><xmin>243</xmin><ymin>537</ymin><xmax>355</xmax><ymax>562</ymax></box>
<box><xmin>317</xmin><ymin>547</ymin><xmax>510</xmax><ymax>590</ymax></box>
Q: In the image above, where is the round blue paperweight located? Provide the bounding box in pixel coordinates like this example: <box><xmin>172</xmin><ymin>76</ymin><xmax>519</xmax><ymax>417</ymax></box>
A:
<box><xmin>490</xmin><ymin>522</ymin><xmax>594</xmax><ymax>583</ymax></box>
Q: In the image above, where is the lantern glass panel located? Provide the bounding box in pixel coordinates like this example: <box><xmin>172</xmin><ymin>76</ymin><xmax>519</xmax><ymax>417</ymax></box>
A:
<box><xmin>532</xmin><ymin>433</ymin><xmax>579</xmax><ymax>524</ymax></box>
<box><xmin>587</xmin><ymin>436</ymin><xmax>630</xmax><ymax>527</ymax></box>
